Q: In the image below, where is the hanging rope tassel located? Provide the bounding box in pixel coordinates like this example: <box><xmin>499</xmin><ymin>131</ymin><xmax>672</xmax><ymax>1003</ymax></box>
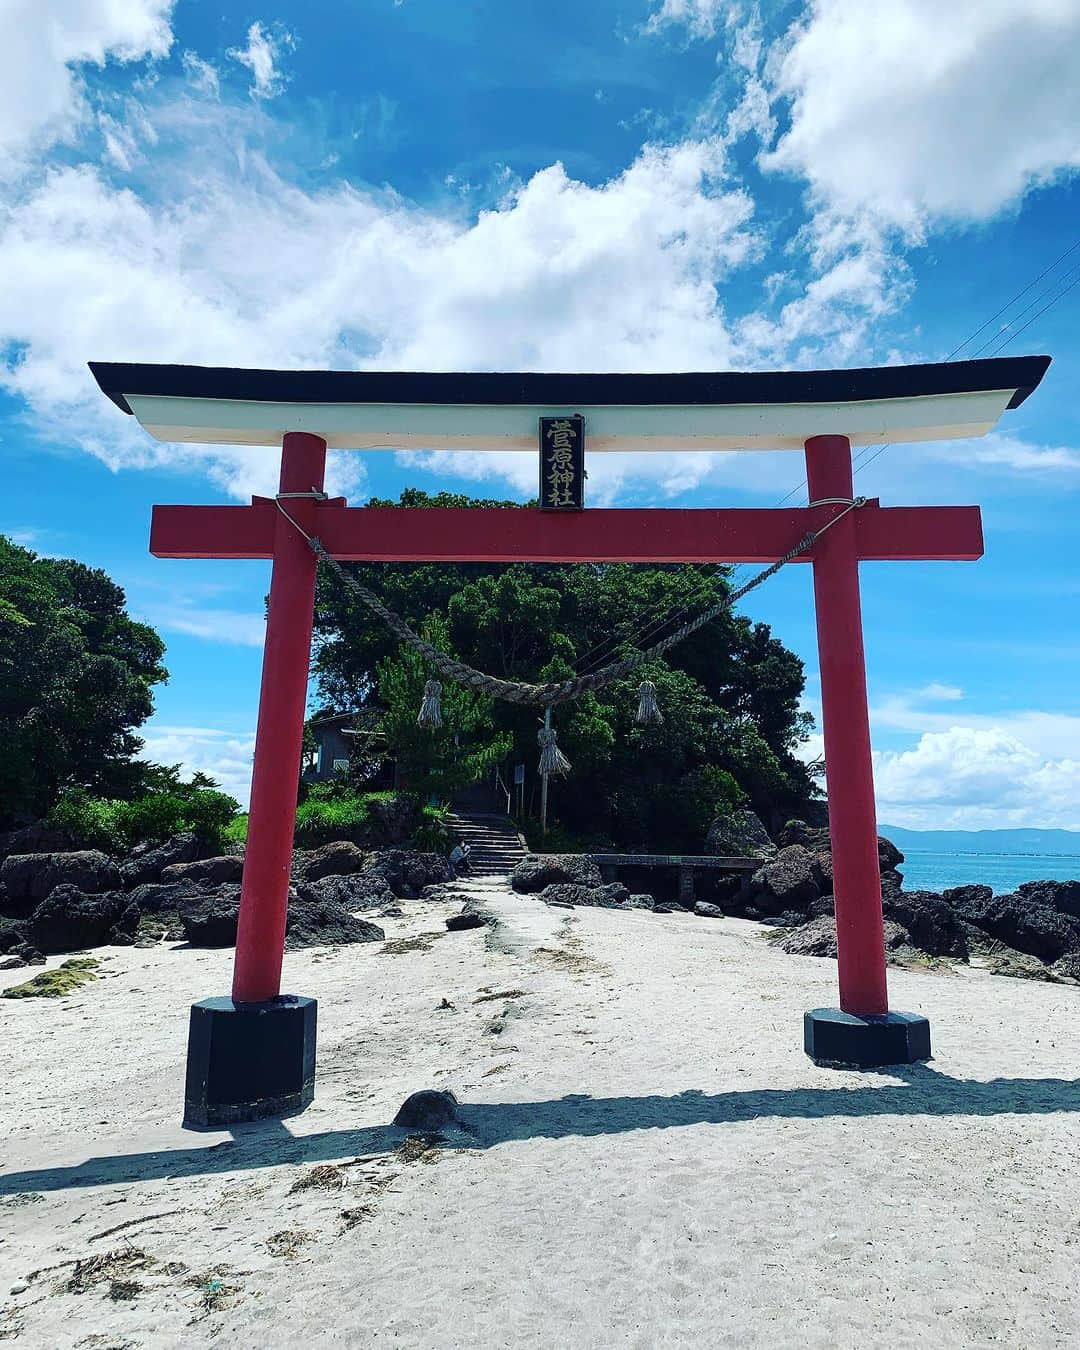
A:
<box><xmin>538</xmin><ymin>723</ymin><xmax>572</xmax><ymax>778</ymax></box>
<box><xmin>417</xmin><ymin>678</ymin><xmax>443</xmax><ymax>729</ymax></box>
<box><xmin>635</xmin><ymin>679</ymin><xmax>663</xmax><ymax>726</ymax></box>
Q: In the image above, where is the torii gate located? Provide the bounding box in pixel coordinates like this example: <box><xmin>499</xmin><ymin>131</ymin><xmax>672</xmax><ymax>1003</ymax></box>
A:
<box><xmin>91</xmin><ymin>356</ymin><xmax>1049</xmax><ymax>1126</ymax></box>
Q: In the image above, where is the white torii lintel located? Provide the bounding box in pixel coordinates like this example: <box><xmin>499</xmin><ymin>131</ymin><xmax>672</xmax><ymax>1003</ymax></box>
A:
<box><xmin>89</xmin><ymin>356</ymin><xmax>1050</xmax><ymax>453</ymax></box>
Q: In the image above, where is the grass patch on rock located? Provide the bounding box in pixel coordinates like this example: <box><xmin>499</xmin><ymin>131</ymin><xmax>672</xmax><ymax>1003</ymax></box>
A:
<box><xmin>2</xmin><ymin>957</ymin><xmax>100</xmax><ymax>1000</ymax></box>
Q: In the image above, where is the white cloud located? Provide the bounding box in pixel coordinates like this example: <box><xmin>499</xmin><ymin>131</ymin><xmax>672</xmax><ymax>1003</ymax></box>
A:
<box><xmin>763</xmin><ymin>0</ymin><xmax>1080</xmax><ymax>229</ymax></box>
<box><xmin>144</xmin><ymin>605</ymin><xmax>267</xmax><ymax>648</ymax></box>
<box><xmin>0</xmin><ymin>0</ymin><xmax>173</xmax><ymax>160</ymax></box>
<box><xmin>4</xmin><ymin>134</ymin><xmax>886</xmax><ymax>502</ymax></box>
<box><xmin>181</xmin><ymin>51</ymin><xmax>220</xmax><ymax>99</ymax></box>
<box><xmin>227</xmin><ymin>21</ymin><xmax>295</xmax><ymax>101</ymax></box>
<box><xmin>923</xmin><ymin>433</ymin><xmax>1080</xmax><ymax>477</ymax></box>
<box><xmin>138</xmin><ymin>723</ymin><xmax>255</xmax><ymax>806</ymax></box>
<box><xmin>645</xmin><ymin>0</ymin><xmax>734</xmax><ymax>40</ymax></box>
<box><xmin>873</xmin><ymin>726</ymin><xmax>1080</xmax><ymax>830</ymax></box>
<box><xmin>916</xmin><ymin>684</ymin><xmax>964</xmax><ymax>702</ymax></box>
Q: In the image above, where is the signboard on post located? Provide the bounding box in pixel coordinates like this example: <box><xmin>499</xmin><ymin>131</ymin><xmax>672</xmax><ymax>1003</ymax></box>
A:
<box><xmin>539</xmin><ymin>415</ymin><xmax>585</xmax><ymax>511</ymax></box>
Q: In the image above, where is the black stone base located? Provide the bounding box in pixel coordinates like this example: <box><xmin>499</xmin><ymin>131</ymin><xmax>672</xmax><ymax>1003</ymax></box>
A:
<box><xmin>804</xmin><ymin>1007</ymin><xmax>931</xmax><ymax>1069</ymax></box>
<box><xmin>184</xmin><ymin>995</ymin><xmax>317</xmax><ymax>1128</ymax></box>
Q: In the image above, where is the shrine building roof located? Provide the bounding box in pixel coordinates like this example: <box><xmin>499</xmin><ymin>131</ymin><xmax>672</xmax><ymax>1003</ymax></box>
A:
<box><xmin>88</xmin><ymin>355</ymin><xmax>1050</xmax><ymax>453</ymax></box>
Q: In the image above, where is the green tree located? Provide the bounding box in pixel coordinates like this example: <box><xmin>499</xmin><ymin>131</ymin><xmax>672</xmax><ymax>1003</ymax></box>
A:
<box><xmin>311</xmin><ymin>491</ymin><xmax>820</xmax><ymax>847</ymax></box>
<box><xmin>0</xmin><ymin>536</ymin><xmax>168</xmax><ymax>823</ymax></box>
<box><xmin>377</xmin><ymin>614</ymin><xmax>512</xmax><ymax>799</ymax></box>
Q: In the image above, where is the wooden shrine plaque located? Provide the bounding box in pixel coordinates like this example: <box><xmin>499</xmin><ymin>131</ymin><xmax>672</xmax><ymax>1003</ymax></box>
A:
<box><xmin>539</xmin><ymin>415</ymin><xmax>585</xmax><ymax>511</ymax></box>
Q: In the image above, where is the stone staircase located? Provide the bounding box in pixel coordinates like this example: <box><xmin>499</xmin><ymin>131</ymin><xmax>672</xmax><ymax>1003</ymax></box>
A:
<box><xmin>445</xmin><ymin>811</ymin><xmax>528</xmax><ymax>878</ymax></box>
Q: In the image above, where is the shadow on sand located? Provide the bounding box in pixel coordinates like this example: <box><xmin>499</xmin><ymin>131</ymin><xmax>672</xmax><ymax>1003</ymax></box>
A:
<box><xmin>3</xmin><ymin>1064</ymin><xmax>1079</xmax><ymax>1197</ymax></box>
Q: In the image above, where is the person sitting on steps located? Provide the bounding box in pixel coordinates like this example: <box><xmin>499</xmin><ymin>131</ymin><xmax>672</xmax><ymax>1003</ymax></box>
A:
<box><xmin>449</xmin><ymin>840</ymin><xmax>472</xmax><ymax>877</ymax></box>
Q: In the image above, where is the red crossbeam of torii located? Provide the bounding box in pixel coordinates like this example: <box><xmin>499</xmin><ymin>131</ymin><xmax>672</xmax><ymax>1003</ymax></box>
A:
<box><xmin>88</xmin><ymin>355</ymin><xmax>1049</xmax><ymax>1117</ymax></box>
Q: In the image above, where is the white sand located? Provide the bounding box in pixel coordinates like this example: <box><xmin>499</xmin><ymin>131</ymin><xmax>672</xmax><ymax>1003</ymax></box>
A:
<box><xmin>3</xmin><ymin>880</ymin><xmax>1080</xmax><ymax>1349</ymax></box>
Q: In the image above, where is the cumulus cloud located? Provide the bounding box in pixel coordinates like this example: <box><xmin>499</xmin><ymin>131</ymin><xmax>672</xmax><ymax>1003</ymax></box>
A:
<box><xmin>138</xmin><ymin>724</ymin><xmax>256</xmax><ymax>806</ymax></box>
<box><xmin>0</xmin><ymin>0</ymin><xmax>173</xmax><ymax>160</ymax></box>
<box><xmin>227</xmin><ymin>21</ymin><xmax>295</xmax><ymax>100</ymax></box>
<box><xmin>0</xmin><ymin>114</ymin><xmax>910</xmax><ymax>503</ymax></box>
<box><xmin>874</xmin><ymin>726</ymin><xmax>1080</xmax><ymax>830</ymax></box>
<box><xmin>763</xmin><ymin>0</ymin><xmax>1080</xmax><ymax>229</ymax></box>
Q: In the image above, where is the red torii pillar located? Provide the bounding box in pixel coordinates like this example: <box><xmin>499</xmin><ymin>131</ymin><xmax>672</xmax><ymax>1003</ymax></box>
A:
<box><xmin>172</xmin><ymin>433</ymin><xmax>982</xmax><ymax>1124</ymax></box>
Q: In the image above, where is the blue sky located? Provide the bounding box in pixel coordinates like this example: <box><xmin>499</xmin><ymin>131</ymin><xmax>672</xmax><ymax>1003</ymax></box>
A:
<box><xmin>2</xmin><ymin>0</ymin><xmax>1079</xmax><ymax>828</ymax></box>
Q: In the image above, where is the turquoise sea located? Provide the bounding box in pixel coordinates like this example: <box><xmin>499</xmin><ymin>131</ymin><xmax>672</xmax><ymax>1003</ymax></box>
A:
<box><xmin>897</xmin><ymin>850</ymin><xmax>1080</xmax><ymax>896</ymax></box>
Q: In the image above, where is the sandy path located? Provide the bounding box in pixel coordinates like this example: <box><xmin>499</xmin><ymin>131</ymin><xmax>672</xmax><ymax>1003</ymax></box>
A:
<box><xmin>2</xmin><ymin>885</ymin><xmax>1079</xmax><ymax>1349</ymax></box>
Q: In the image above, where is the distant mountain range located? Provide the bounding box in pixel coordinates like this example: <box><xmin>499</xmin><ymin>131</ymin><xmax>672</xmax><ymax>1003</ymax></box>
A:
<box><xmin>879</xmin><ymin>825</ymin><xmax>1080</xmax><ymax>857</ymax></box>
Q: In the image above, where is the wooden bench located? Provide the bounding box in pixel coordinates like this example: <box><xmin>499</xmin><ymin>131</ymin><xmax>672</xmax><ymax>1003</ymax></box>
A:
<box><xmin>593</xmin><ymin>853</ymin><xmax>760</xmax><ymax>906</ymax></box>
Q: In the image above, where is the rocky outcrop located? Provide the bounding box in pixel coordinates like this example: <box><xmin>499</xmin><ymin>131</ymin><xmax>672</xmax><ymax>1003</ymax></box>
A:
<box><xmin>284</xmin><ymin>897</ymin><xmax>385</xmax><ymax>950</ymax></box>
<box><xmin>881</xmin><ymin>890</ymin><xmax>968</xmax><ymax>958</ymax></box>
<box><xmin>704</xmin><ymin>809</ymin><xmax>776</xmax><ymax>861</ymax></box>
<box><xmin>0</xmin><ymin>851</ymin><xmax>122</xmax><ymax>916</ymax></box>
<box><xmin>160</xmin><ymin>855</ymin><xmax>244</xmax><ymax>887</ymax></box>
<box><xmin>178</xmin><ymin>885</ymin><xmax>385</xmax><ymax>949</ymax></box>
<box><xmin>291</xmin><ymin>841</ymin><xmax>367</xmax><ymax>886</ymax></box>
<box><xmin>538</xmin><ymin>882</ymin><xmax>628</xmax><ymax>909</ymax></box>
<box><xmin>177</xmin><ymin>886</ymin><xmax>244</xmax><ymax>946</ymax></box>
<box><xmin>0</xmin><ymin>823</ymin><xmax>76</xmax><ymax>860</ymax></box>
<box><xmin>1016</xmin><ymin>879</ymin><xmax>1080</xmax><ymax>921</ymax></box>
<box><xmin>948</xmin><ymin>888</ymin><xmax>1080</xmax><ymax>963</ymax></box>
<box><xmin>694</xmin><ymin>901</ymin><xmax>724</xmax><ymax>918</ymax></box>
<box><xmin>299</xmin><ymin>871</ymin><xmax>395</xmax><ymax>911</ymax></box>
<box><xmin>120</xmin><ymin>833</ymin><xmax>215</xmax><ymax>888</ymax></box>
<box><xmin>778</xmin><ymin>915</ymin><xmax>910</xmax><ymax>960</ymax></box>
<box><xmin>510</xmin><ymin>854</ymin><xmax>603</xmax><ymax>894</ymax></box>
<box><xmin>749</xmin><ymin>845</ymin><xmax>821</xmax><ymax>915</ymax></box>
<box><xmin>364</xmin><ymin>850</ymin><xmax>452</xmax><ymax>898</ymax></box>
<box><xmin>628</xmin><ymin>894</ymin><xmax>656</xmax><ymax>910</ymax></box>
<box><xmin>27</xmin><ymin>886</ymin><xmax>139</xmax><ymax>954</ymax></box>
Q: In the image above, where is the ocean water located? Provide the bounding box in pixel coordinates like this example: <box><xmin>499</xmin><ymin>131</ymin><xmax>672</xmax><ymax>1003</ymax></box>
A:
<box><xmin>897</xmin><ymin>849</ymin><xmax>1080</xmax><ymax>896</ymax></box>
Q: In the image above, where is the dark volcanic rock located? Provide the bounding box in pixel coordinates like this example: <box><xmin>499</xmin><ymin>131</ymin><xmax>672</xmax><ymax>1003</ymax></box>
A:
<box><xmin>120</xmin><ymin>832</ymin><xmax>212</xmax><ymax>888</ymax></box>
<box><xmin>694</xmin><ymin>901</ymin><xmax>724</xmax><ymax>918</ymax></box>
<box><xmin>882</xmin><ymin>890</ymin><xmax>968</xmax><ymax>958</ymax></box>
<box><xmin>510</xmin><ymin>854</ymin><xmax>603</xmax><ymax>893</ymax></box>
<box><xmin>807</xmin><ymin>894</ymin><xmax>835</xmax><ymax>919</ymax></box>
<box><xmin>759</xmin><ymin>910</ymin><xmax>807</xmax><ymax>928</ymax></box>
<box><xmin>750</xmin><ymin>845</ymin><xmax>821</xmax><ymax>915</ymax></box>
<box><xmin>178</xmin><ymin>885</ymin><xmax>243</xmax><ymax>946</ymax></box>
<box><xmin>446</xmin><ymin>911</ymin><xmax>487</xmax><ymax>931</ymax></box>
<box><xmin>879</xmin><ymin>869</ymin><xmax>904</xmax><ymax>898</ymax></box>
<box><xmin>943</xmin><ymin>883</ymin><xmax>993</xmax><ymax>915</ymax></box>
<box><xmin>628</xmin><ymin>894</ymin><xmax>655</xmax><ymax>910</ymax></box>
<box><xmin>775</xmin><ymin>819</ymin><xmax>812</xmax><ymax>848</ymax></box>
<box><xmin>285</xmin><ymin>897</ymin><xmax>384</xmax><ymax>949</ymax></box>
<box><xmin>27</xmin><ymin>886</ymin><xmax>139</xmax><ymax>954</ymax></box>
<box><xmin>161</xmin><ymin>855</ymin><xmax>244</xmax><ymax>887</ymax></box>
<box><xmin>948</xmin><ymin>889</ymin><xmax>1079</xmax><ymax>962</ymax></box>
<box><xmin>704</xmin><ymin>809</ymin><xmax>776</xmax><ymax>860</ymax></box>
<box><xmin>538</xmin><ymin>882</ymin><xmax>627</xmax><ymax>909</ymax></box>
<box><xmin>291</xmin><ymin>841</ymin><xmax>367</xmax><ymax>886</ymax></box>
<box><xmin>1</xmin><ymin>917</ymin><xmax>27</xmax><ymax>952</ymax></box>
<box><xmin>365</xmin><ymin>850</ymin><xmax>452</xmax><ymax>898</ymax></box>
<box><xmin>299</xmin><ymin>871</ymin><xmax>394</xmax><ymax>911</ymax></box>
<box><xmin>179</xmin><ymin>884</ymin><xmax>385</xmax><ymax>948</ymax></box>
<box><xmin>779</xmin><ymin>915</ymin><xmax>909</xmax><ymax>959</ymax></box>
<box><xmin>126</xmin><ymin>881</ymin><xmax>201</xmax><ymax>914</ymax></box>
<box><xmin>877</xmin><ymin>836</ymin><xmax>904</xmax><ymax>871</ymax></box>
<box><xmin>1050</xmin><ymin>951</ymin><xmax>1080</xmax><ymax>982</ymax></box>
<box><xmin>393</xmin><ymin>1089</ymin><xmax>458</xmax><ymax>1130</ymax></box>
<box><xmin>1017</xmin><ymin>879</ymin><xmax>1080</xmax><ymax>921</ymax></box>
<box><xmin>0</xmin><ymin>824</ymin><xmax>75</xmax><ymax>860</ymax></box>
<box><xmin>0</xmin><ymin>851</ymin><xmax>122</xmax><ymax>914</ymax></box>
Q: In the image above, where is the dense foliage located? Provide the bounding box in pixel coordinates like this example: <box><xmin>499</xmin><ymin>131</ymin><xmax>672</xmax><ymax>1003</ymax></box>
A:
<box><xmin>312</xmin><ymin>491</ymin><xmax>819</xmax><ymax>851</ymax></box>
<box><xmin>0</xmin><ymin>535</ymin><xmax>168</xmax><ymax>824</ymax></box>
<box><xmin>48</xmin><ymin>769</ymin><xmax>240</xmax><ymax>853</ymax></box>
